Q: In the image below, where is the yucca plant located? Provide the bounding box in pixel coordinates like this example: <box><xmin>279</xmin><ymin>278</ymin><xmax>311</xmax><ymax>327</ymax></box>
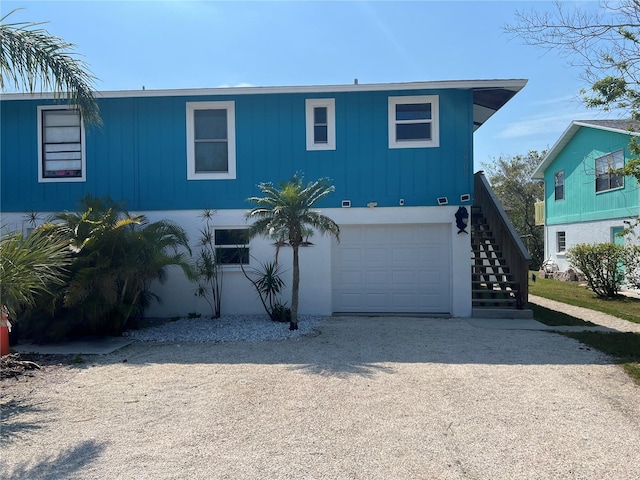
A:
<box><xmin>240</xmin><ymin>259</ymin><xmax>288</xmax><ymax>321</ymax></box>
<box><xmin>194</xmin><ymin>209</ymin><xmax>224</xmax><ymax>318</ymax></box>
<box><xmin>246</xmin><ymin>174</ymin><xmax>339</xmax><ymax>330</ymax></box>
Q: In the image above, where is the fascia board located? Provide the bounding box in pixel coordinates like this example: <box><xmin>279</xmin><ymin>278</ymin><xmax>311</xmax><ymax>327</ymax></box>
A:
<box><xmin>1</xmin><ymin>79</ymin><xmax>527</xmax><ymax>101</ymax></box>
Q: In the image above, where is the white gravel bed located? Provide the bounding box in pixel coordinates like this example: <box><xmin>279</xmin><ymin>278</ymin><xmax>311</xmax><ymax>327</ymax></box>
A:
<box><xmin>123</xmin><ymin>314</ymin><xmax>325</xmax><ymax>343</ymax></box>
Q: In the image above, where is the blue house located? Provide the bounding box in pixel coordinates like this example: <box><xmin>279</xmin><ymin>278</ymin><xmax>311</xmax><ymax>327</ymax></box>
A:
<box><xmin>532</xmin><ymin>120</ymin><xmax>640</xmax><ymax>272</ymax></box>
<box><xmin>1</xmin><ymin>80</ymin><xmax>526</xmax><ymax>318</ymax></box>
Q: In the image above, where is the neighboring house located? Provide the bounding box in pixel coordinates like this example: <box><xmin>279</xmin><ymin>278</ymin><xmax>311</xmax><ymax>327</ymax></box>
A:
<box><xmin>1</xmin><ymin>79</ymin><xmax>525</xmax><ymax>318</ymax></box>
<box><xmin>532</xmin><ymin>120</ymin><xmax>640</xmax><ymax>271</ymax></box>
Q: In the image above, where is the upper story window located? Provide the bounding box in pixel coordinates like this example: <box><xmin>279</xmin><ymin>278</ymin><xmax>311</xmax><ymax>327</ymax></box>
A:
<box><xmin>388</xmin><ymin>95</ymin><xmax>439</xmax><ymax>148</ymax></box>
<box><xmin>186</xmin><ymin>101</ymin><xmax>236</xmax><ymax>180</ymax></box>
<box><xmin>38</xmin><ymin>106</ymin><xmax>86</xmax><ymax>183</ymax></box>
<box><xmin>305</xmin><ymin>98</ymin><xmax>336</xmax><ymax>150</ymax></box>
<box><xmin>215</xmin><ymin>228</ymin><xmax>249</xmax><ymax>265</ymax></box>
<box><xmin>595</xmin><ymin>150</ymin><xmax>624</xmax><ymax>193</ymax></box>
<box><xmin>554</xmin><ymin>171</ymin><xmax>564</xmax><ymax>200</ymax></box>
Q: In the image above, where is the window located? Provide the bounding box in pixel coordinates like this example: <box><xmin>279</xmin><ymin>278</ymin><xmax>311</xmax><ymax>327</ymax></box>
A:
<box><xmin>557</xmin><ymin>231</ymin><xmax>566</xmax><ymax>253</ymax></box>
<box><xmin>554</xmin><ymin>171</ymin><xmax>564</xmax><ymax>200</ymax></box>
<box><xmin>215</xmin><ymin>229</ymin><xmax>249</xmax><ymax>265</ymax></box>
<box><xmin>186</xmin><ymin>101</ymin><xmax>236</xmax><ymax>180</ymax></box>
<box><xmin>37</xmin><ymin>106</ymin><xmax>86</xmax><ymax>182</ymax></box>
<box><xmin>305</xmin><ymin>98</ymin><xmax>335</xmax><ymax>150</ymax></box>
<box><xmin>388</xmin><ymin>95</ymin><xmax>439</xmax><ymax>148</ymax></box>
<box><xmin>595</xmin><ymin>150</ymin><xmax>624</xmax><ymax>193</ymax></box>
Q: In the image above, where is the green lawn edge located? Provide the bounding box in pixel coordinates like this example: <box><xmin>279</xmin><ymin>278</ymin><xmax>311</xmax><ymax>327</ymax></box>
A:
<box><xmin>561</xmin><ymin>331</ymin><xmax>640</xmax><ymax>385</ymax></box>
<box><xmin>528</xmin><ymin>282</ymin><xmax>640</xmax><ymax>385</ymax></box>
<box><xmin>529</xmin><ymin>272</ymin><xmax>640</xmax><ymax>325</ymax></box>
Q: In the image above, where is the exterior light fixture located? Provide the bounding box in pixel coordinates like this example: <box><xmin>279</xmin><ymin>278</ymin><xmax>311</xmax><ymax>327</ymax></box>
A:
<box><xmin>455</xmin><ymin>206</ymin><xmax>469</xmax><ymax>234</ymax></box>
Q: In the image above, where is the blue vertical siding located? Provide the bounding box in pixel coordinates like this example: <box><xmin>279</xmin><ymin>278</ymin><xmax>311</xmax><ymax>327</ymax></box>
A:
<box><xmin>1</xmin><ymin>88</ymin><xmax>474</xmax><ymax>213</ymax></box>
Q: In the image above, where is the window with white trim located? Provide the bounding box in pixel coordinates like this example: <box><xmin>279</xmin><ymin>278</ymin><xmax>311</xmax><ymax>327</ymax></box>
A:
<box><xmin>186</xmin><ymin>101</ymin><xmax>236</xmax><ymax>180</ymax></box>
<box><xmin>557</xmin><ymin>231</ymin><xmax>566</xmax><ymax>253</ymax></box>
<box><xmin>305</xmin><ymin>98</ymin><xmax>336</xmax><ymax>150</ymax></box>
<box><xmin>38</xmin><ymin>106</ymin><xmax>86</xmax><ymax>182</ymax></box>
<box><xmin>388</xmin><ymin>95</ymin><xmax>439</xmax><ymax>148</ymax></box>
<box><xmin>595</xmin><ymin>150</ymin><xmax>624</xmax><ymax>193</ymax></box>
<box><xmin>215</xmin><ymin>228</ymin><xmax>249</xmax><ymax>265</ymax></box>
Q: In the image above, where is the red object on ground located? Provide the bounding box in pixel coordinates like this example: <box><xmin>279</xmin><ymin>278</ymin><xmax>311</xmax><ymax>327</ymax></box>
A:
<box><xmin>1</xmin><ymin>306</ymin><xmax>10</xmax><ymax>356</ymax></box>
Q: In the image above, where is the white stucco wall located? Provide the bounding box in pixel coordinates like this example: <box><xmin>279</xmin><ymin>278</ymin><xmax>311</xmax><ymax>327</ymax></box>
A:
<box><xmin>545</xmin><ymin>219</ymin><xmax>639</xmax><ymax>271</ymax></box>
<box><xmin>1</xmin><ymin>205</ymin><xmax>472</xmax><ymax>318</ymax></box>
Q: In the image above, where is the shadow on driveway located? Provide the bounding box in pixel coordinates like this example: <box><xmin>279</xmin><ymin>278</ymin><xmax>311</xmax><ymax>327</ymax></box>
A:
<box><xmin>0</xmin><ymin>439</ymin><xmax>107</xmax><ymax>480</ymax></box>
<box><xmin>94</xmin><ymin>317</ymin><xmax>614</xmax><ymax>373</ymax></box>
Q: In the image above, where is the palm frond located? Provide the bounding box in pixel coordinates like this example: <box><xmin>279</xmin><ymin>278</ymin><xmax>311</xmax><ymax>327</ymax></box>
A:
<box><xmin>0</xmin><ymin>9</ymin><xmax>101</xmax><ymax>125</ymax></box>
<box><xmin>0</xmin><ymin>228</ymin><xmax>71</xmax><ymax>319</ymax></box>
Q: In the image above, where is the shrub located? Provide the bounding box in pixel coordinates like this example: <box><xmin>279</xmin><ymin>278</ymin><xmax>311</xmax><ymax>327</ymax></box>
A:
<box><xmin>566</xmin><ymin>243</ymin><xmax>625</xmax><ymax>298</ymax></box>
<box><xmin>0</xmin><ymin>227</ymin><xmax>71</xmax><ymax>320</ymax></box>
<box><xmin>623</xmin><ymin>244</ymin><xmax>640</xmax><ymax>289</ymax></box>
<box><xmin>271</xmin><ymin>303</ymin><xmax>292</xmax><ymax>323</ymax></box>
<box><xmin>17</xmin><ymin>196</ymin><xmax>194</xmax><ymax>341</ymax></box>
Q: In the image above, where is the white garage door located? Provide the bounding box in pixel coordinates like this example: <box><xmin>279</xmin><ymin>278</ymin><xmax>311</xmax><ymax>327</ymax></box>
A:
<box><xmin>332</xmin><ymin>224</ymin><xmax>451</xmax><ymax>314</ymax></box>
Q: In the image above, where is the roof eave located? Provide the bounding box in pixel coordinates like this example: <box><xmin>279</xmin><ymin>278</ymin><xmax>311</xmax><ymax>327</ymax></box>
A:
<box><xmin>1</xmin><ymin>78</ymin><xmax>527</xmax><ymax>131</ymax></box>
<box><xmin>0</xmin><ymin>78</ymin><xmax>528</xmax><ymax>101</ymax></box>
<box><xmin>531</xmin><ymin>120</ymin><xmax>640</xmax><ymax>179</ymax></box>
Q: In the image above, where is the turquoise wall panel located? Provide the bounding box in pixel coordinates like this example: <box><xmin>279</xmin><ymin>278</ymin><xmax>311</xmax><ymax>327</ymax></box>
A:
<box><xmin>544</xmin><ymin>127</ymin><xmax>639</xmax><ymax>225</ymax></box>
<box><xmin>1</xmin><ymin>88</ymin><xmax>474</xmax><ymax>213</ymax></box>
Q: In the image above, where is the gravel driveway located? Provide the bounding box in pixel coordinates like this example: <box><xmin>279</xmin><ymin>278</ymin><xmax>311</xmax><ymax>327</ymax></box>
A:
<box><xmin>1</xmin><ymin>316</ymin><xmax>639</xmax><ymax>479</ymax></box>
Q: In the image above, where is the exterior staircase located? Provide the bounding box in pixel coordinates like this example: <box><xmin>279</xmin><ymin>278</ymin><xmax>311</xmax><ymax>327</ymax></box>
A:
<box><xmin>471</xmin><ymin>172</ymin><xmax>532</xmax><ymax>318</ymax></box>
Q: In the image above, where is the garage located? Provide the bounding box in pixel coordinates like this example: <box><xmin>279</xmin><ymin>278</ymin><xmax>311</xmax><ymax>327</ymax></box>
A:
<box><xmin>331</xmin><ymin>224</ymin><xmax>452</xmax><ymax>314</ymax></box>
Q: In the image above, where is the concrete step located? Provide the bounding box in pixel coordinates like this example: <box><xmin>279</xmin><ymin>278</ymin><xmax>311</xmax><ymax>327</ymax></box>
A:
<box><xmin>472</xmin><ymin>308</ymin><xmax>533</xmax><ymax>319</ymax></box>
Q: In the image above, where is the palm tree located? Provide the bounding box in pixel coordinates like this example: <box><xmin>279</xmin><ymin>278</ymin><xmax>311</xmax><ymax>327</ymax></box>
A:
<box><xmin>0</xmin><ymin>228</ymin><xmax>72</xmax><ymax>320</ymax></box>
<box><xmin>246</xmin><ymin>174</ymin><xmax>340</xmax><ymax>330</ymax></box>
<box><xmin>45</xmin><ymin>195</ymin><xmax>194</xmax><ymax>335</ymax></box>
<box><xmin>0</xmin><ymin>9</ymin><xmax>100</xmax><ymax>125</ymax></box>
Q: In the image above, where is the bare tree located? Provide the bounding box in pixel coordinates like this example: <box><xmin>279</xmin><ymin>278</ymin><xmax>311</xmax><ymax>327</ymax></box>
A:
<box><xmin>506</xmin><ymin>0</ymin><xmax>640</xmax><ymax>180</ymax></box>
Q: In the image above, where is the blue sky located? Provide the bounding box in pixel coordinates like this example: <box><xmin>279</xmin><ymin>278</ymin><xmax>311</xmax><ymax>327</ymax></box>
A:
<box><xmin>3</xmin><ymin>0</ymin><xmax>613</xmax><ymax>170</ymax></box>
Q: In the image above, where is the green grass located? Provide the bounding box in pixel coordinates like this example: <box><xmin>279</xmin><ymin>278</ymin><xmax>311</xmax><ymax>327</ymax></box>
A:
<box><xmin>529</xmin><ymin>273</ymin><xmax>640</xmax><ymax>325</ymax></box>
<box><xmin>528</xmin><ymin>286</ymin><xmax>640</xmax><ymax>385</ymax></box>
<box><xmin>562</xmin><ymin>331</ymin><xmax>640</xmax><ymax>385</ymax></box>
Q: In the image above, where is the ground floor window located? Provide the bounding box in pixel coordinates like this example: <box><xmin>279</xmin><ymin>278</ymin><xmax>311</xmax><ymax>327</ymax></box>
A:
<box><xmin>556</xmin><ymin>231</ymin><xmax>566</xmax><ymax>253</ymax></box>
<box><xmin>215</xmin><ymin>228</ymin><xmax>249</xmax><ymax>265</ymax></box>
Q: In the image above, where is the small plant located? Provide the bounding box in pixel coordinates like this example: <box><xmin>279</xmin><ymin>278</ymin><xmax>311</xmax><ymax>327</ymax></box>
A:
<box><xmin>187</xmin><ymin>312</ymin><xmax>201</xmax><ymax>319</ymax></box>
<box><xmin>194</xmin><ymin>209</ymin><xmax>223</xmax><ymax>318</ymax></box>
<box><xmin>71</xmin><ymin>354</ymin><xmax>85</xmax><ymax>364</ymax></box>
<box><xmin>271</xmin><ymin>302</ymin><xmax>292</xmax><ymax>323</ymax></box>
<box><xmin>240</xmin><ymin>259</ymin><xmax>289</xmax><ymax>322</ymax></box>
<box><xmin>566</xmin><ymin>243</ymin><xmax>625</xmax><ymax>298</ymax></box>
